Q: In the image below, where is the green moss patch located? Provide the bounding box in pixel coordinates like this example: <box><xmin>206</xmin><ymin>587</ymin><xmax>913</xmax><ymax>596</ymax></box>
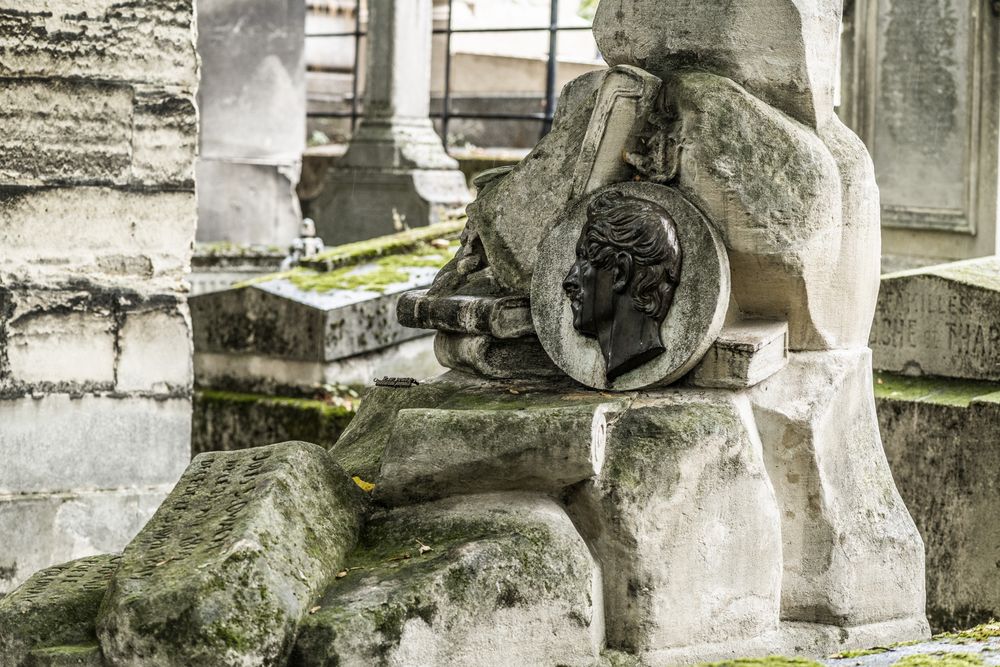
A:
<box><xmin>833</xmin><ymin>648</ymin><xmax>891</xmax><ymax>659</ymax></box>
<box><xmin>934</xmin><ymin>622</ymin><xmax>1000</xmax><ymax>643</ymax></box>
<box><xmin>698</xmin><ymin>657</ymin><xmax>823</xmax><ymax>667</ymax></box>
<box><xmin>302</xmin><ymin>220</ymin><xmax>465</xmax><ymax>271</ymax></box>
<box><xmin>874</xmin><ymin>372</ymin><xmax>1000</xmax><ymax>408</ymax></box>
<box><xmin>892</xmin><ymin>652</ymin><xmax>985</xmax><ymax>667</ymax></box>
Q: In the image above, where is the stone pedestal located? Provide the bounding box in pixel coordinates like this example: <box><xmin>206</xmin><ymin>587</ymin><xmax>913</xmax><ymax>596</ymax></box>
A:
<box><xmin>196</xmin><ymin>0</ymin><xmax>306</xmax><ymax>246</ymax></box>
<box><xmin>309</xmin><ymin>0</ymin><xmax>471</xmax><ymax>245</ymax></box>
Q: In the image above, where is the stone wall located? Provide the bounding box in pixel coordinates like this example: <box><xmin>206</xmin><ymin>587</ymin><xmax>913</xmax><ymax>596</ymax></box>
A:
<box><xmin>0</xmin><ymin>0</ymin><xmax>199</xmax><ymax>593</ymax></box>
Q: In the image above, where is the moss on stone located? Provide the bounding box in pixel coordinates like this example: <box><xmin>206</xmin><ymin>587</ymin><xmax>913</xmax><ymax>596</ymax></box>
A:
<box><xmin>892</xmin><ymin>652</ymin><xmax>985</xmax><ymax>667</ymax></box>
<box><xmin>698</xmin><ymin>657</ymin><xmax>823</xmax><ymax>667</ymax></box>
<box><xmin>285</xmin><ymin>243</ymin><xmax>458</xmax><ymax>294</ymax></box>
<box><xmin>193</xmin><ymin>389</ymin><xmax>358</xmax><ymax>456</ymax></box>
<box><xmin>303</xmin><ymin>220</ymin><xmax>466</xmax><ymax>270</ymax></box>
<box><xmin>933</xmin><ymin>622</ymin><xmax>1000</xmax><ymax>643</ymax></box>
<box><xmin>832</xmin><ymin>648</ymin><xmax>891</xmax><ymax>658</ymax></box>
<box><xmin>874</xmin><ymin>372</ymin><xmax>1000</xmax><ymax>408</ymax></box>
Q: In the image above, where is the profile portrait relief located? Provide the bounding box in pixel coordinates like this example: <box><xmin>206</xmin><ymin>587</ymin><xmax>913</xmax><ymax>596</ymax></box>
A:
<box><xmin>562</xmin><ymin>191</ymin><xmax>683</xmax><ymax>382</ymax></box>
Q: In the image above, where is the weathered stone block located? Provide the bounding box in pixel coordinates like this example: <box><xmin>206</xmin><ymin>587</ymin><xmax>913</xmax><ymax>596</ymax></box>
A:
<box><xmin>96</xmin><ymin>442</ymin><xmax>363</xmax><ymax>666</ymax></box>
<box><xmin>0</xmin><ymin>489</ymin><xmax>168</xmax><ymax>595</ymax></box>
<box><xmin>565</xmin><ymin>391</ymin><xmax>783</xmax><ymax>657</ymax></box>
<box><xmin>0</xmin><ymin>1</ymin><xmax>198</xmax><ymax>88</ymax></box>
<box><xmin>376</xmin><ymin>393</ymin><xmax>629</xmax><ymax>505</ymax></box>
<box><xmin>0</xmin><ymin>188</ymin><xmax>196</xmax><ymax>286</ymax></box>
<box><xmin>432</xmin><ymin>332</ymin><xmax>561</xmax><ymax>380</ymax></box>
<box><xmin>593</xmin><ymin>0</ymin><xmax>842</xmax><ymax>128</ymax></box>
<box><xmin>0</xmin><ymin>554</ymin><xmax>119</xmax><ymax>666</ymax></box>
<box><xmin>876</xmin><ymin>372</ymin><xmax>1000</xmax><ymax>631</ymax></box>
<box><xmin>291</xmin><ymin>493</ymin><xmax>603</xmax><ymax>666</ymax></box>
<box><xmin>195</xmin><ymin>160</ymin><xmax>301</xmax><ymax>246</ymax></box>
<box><xmin>691</xmin><ymin>320</ymin><xmax>789</xmax><ymax>389</ymax></box>
<box><xmin>131</xmin><ymin>89</ymin><xmax>198</xmax><ymax>189</ymax></box>
<box><xmin>0</xmin><ymin>79</ymin><xmax>133</xmax><ymax>187</ymax></box>
<box><xmin>668</xmin><ymin>71</ymin><xmax>878</xmax><ymax>350</ymax></box>
<box><xmin>5</xmin><ymin>311</ymin><xmax>117</xmax><ymax>389</ymax></box>
<box><xmin>22</xmin><ymin>644</ymin><xmax>105</xmax><ymax>667</ymax></box>
<box><xmin>871</xmin><ymin>257</ymin><xmax>1000</xmax><ymax>381</ymax></box>
<box><xmin>0</xmin><ymin>396</ymin><xmax>190</xmax><ymax>495</ymax></box>
<box><xmin>750</xmin><ymin>351</ymin><xmax>927</xmax><ymax>628</ymax></box>
<box><xmin>116</xmin><ymin>307</ymin><xmax>192</xmax><ymax>393</ymax></box>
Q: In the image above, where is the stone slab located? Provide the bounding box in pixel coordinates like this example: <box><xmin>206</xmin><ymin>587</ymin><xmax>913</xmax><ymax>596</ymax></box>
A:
<box><xmin>195</xmin><ymin>160</ymin><xmax>302</xmax><ymax>246</ymax></box>
<box><xmin>375</xmin><ymin>394</ymin><xmax>630</xmax><ymax>505</ymax></box>
<box><xmin>97</xmin><ymin>442</ymin><xmax>363</xmax><ymax>666</ymax></box>
<box><xmin>0</xmin><ymin>554</ymin><xmax>119</xmax><ymax>666</ymax></box>
<box><xmin>876</xmin><ymin>371</ymin><xmax>1000</xmax><ymax>630</ymax></box>
<box><xmin>871</xmin><ymin>257</ymin><xmax>1000</xmax><ymax>381</ymax></box>
<box><xmin>0</xmin><ymin>396</ymin><xmax>190</xmax><ymax>495</ymax></box>
<box><xmin>691</xmin><ymin>319</ymin><xmax>789</xmax><ymax>389</ymax></box>
<box><xmin>532</xmin><ymin>182</ymin><xmax>730</xmax><ymax>390</ymax></box>
<box><xmin>0</xmin><ymin>489</ymin><xmax>168</xmax><ymax>595</ymax></box>
<box><xmin>291</xmin><ymin>493</ymin><xmax>603</xmax><ymax>666</ymax></box>
<box><xmin>0</xmin><ymin>0</ymin><xmax>198</xmax><ymax>88</ymax></box>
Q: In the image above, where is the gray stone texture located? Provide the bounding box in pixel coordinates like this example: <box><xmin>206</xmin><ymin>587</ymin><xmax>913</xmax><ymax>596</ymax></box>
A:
<box><xmin>871</xmin><ymin>257</ymin><xmax>1000</xmax><ymax>382</ymax></box>
<box><xmin>291</xmin><ymin>493</ymin><xmax>604</xmax><ymax>667</ymax></box>
<box><xmin>0</xmin><ymin>0</ymin><xmax>198</xmax><ymax>593</ymax></box>
<box><xmin>691</xmin><ymin>320</ymin><xmax>789</xmax><ymax>389</ymax></box>
<box><xmin>751</xmin><ymin>351</ymin><xmax>927</xmax><ymax>627</ymax></box>
<box><xmin>0</xmin><ymin>555</ymin><xmax>120</xmax><ymax>666</ymax></box>
<box><xmin>195</xmin><ymin>0</ymin><xmax>306</xmax><ymax>246</ymax></box>
<box><xmin>840</xmin><ymin>0</ymin><xmax>1000</xmax><ymax>265</ymax></box>
<box><xmin>311</xmin><ymin>0</ymin><xmax>470</xmax><ymax>245</ymax></box>
<box><xmin>96</xmin><ymin>442</ymin><xmax>363</xmax><ymax>667</ymax></box>
<box><xmin>667</xmin><ymin>71</ymin><xmax>881</xmax><ymax>351</ymax></box>
<box><xmin>877</xmin><ymin>378</ymin><xmax>1000</xmax><ymax>631</ymax></box>
<box><xmin>566</xmin><ymin>390</ymin><xmax>783</xmax><ymax>658</ymax></box>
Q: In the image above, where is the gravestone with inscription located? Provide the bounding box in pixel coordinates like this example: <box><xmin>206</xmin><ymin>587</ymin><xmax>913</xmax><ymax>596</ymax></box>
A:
<box><xmin>0</xmin><ymin>1</ymin><xmax>929</xmax><ymax>664</ymax></box>
<box><xmin>872</xmin><ymin>256</ymin><xmax>1000</xmax><ymax>630</ymax></box>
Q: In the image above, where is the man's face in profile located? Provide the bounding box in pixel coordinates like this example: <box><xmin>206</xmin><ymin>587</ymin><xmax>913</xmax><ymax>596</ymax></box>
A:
<box><xmin>563</xmin><ymin>232</ymin><xmax>601</xmax><ymax>336</ymax></box>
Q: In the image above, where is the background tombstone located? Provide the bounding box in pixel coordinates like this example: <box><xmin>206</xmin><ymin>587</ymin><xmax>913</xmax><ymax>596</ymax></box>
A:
<box><xmin>309</xmin><ymin>0</ymin><xmax>471</xmax><ymax>245</ymax></box>
<box><xmin>196</xmin><ymin>0</ymin><xmax>307</xmax><ymax>246</ymax></box>
<box><xmin>0</xmin><ymin>0</ymin><xmax>198</xmax><ymax>594</ymax></box>
<box><xmin>840</xmin><ymin>0</ymin><xmax>1000</xmax><ymax>271</ymax></box>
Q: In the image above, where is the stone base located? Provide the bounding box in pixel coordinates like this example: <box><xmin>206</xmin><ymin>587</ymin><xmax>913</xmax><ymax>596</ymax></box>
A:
<box><xmin>311</xmin><ymin>168</ymin><xmax>471</xmax><ymax>246</ymax></box>
<box><xmin>643</xmin><ymin>617</ymin><xmax>931</xmax><ymax>665</ymax></box>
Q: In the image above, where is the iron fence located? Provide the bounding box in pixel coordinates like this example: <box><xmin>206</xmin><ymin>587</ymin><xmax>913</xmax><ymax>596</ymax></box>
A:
<box><xmin>305</xmin><ymin>0</ymin><xmax>593</xmax><ymax>143</ymax></box>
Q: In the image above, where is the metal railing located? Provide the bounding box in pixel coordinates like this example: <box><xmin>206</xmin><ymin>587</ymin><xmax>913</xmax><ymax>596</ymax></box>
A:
<box><xmin>305</xmin><ymin>0</ymin><xmax>592</xmax><ymax>142</ymax></box>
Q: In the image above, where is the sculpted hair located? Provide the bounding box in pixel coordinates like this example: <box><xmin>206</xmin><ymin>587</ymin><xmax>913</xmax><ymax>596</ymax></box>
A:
<box><xmin>583</xmin><ymin>192</ymin><xmax>682</xmax><ymax>320</ymax></box>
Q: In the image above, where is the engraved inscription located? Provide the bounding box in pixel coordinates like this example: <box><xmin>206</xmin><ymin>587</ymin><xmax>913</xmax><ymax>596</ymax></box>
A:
<box><xmin>13</xmin><ymin>554</ymin><xmax>120</xmax><ymax>607</ymax></box>
<box><xmin>127</xmin><ymin>449</ymin><xmax>275</xmax><ymax>581</ymax></box>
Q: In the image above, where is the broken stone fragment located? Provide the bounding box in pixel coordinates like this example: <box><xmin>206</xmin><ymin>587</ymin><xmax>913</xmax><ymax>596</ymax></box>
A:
<box><xmin>565</xmin><ymin>390</ymin><xmax>783</xmax><ymax>660</ymax></box>
<box><xmin>0</xmin><ymin>554</ymin><xmax>119</xmax><ymax>667</ymax></box>
<box><xmin>96</xmin><ymin>442</ymin><xmax>363</xmax><ymax>667</ymax></box>
<box><xmin>291</xmin><ymin>493</ymin><xmax>603</xmax><ymax>666</ymax></box>
<box><xmin>376</xmin><ymin>392</ymin><xmax>630</xmax><ymax>505</ymax></box>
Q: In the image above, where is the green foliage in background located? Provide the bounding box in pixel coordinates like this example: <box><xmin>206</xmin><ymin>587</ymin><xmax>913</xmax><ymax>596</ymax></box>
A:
<box><xmin>578</xmin><ymin>0</ymin><xmax>599</xmax><ymax>20</ymax></box>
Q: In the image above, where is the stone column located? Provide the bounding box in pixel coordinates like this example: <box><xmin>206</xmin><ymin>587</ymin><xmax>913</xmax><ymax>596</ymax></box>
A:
<box><xmin>195</xmin><ymin>0</ymin><xmax>307</xmax><ymax>246</ymax></box>
<box><xmin>309</xmin><ymin>0</ymin><xmax>471</xmax><ymax>245</ymax></box>
<box><xmin>0</xmin><ymin>1</ymin><xmax>198</xmax><ymax>592</ymax></box>
<box><xmin>840</xmin><ymin>0</ymin><xmax>1000</xmax><ymax>271</ymax></box>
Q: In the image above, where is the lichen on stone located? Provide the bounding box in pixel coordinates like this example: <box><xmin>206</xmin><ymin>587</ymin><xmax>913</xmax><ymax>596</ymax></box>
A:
<box><xmin>892</xmin><ymin>652</ymin><xmax>986</xmax><ymax>667</ymax></box>
<box><xmin>874</xmin><ymin>372</ymin><xmax>1000</xmax><ymax>408</ymax></box>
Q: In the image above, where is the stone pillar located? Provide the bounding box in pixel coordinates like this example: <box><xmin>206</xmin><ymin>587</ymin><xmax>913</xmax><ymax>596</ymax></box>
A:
<box><xmin>309</xmin><ymin>0</ymin><xmax>471</xmax><ymax>246</ymax></box>
<box><xmin>0</xmin><ymin>1</ymin><xmax>198</xmax><ymax>593</ymax></box>
<box><xmin>840</xmin><ymin>0</ymin><xmax>1000</xmax><ymax>271</ymax></box>
<box><xmin>195</xmin><ymin>0</ymin><xmax>307</xmax><ymax>246</ymax></box>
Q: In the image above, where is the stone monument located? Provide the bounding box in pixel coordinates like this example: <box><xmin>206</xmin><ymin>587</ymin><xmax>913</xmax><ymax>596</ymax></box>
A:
<box><xmin>0</xmin><ymin>2</ymin><xmax>929</xmax><ymax>665</ymax></box>
<box><xmin>309</xmin><ymin>0</ymin><xmax>472</xmax><ymax>246</ymax></box>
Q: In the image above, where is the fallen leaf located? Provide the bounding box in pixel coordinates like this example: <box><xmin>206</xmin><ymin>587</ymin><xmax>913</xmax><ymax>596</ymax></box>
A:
<box><xmin>415</xmin><ymin>539</ymin><xmax>433</xmax><ymax>555</ymax></box>
<box><xmin>352</xmin><ymin>476</ymin><xmax>376</xmax><ymax>493</ymax></box>
<box><xmin>336</xmin><ymin>570</ymin><xmax>348</xmax><ymax>578</ymax></box>
<box><xmin>309</xmin><ymin>606</ymin><xmax>322</xmax><ymax>614</ymax></box>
